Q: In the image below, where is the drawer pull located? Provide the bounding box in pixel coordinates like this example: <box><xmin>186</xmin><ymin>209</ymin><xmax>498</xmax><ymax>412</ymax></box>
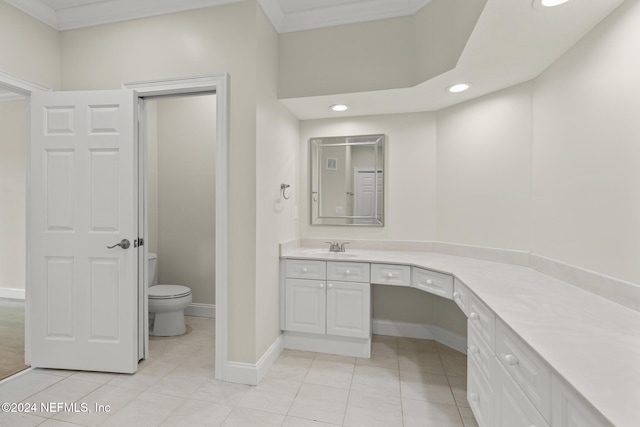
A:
<box><xmin>319</xmin><ymin>283</ymin><xmax>324</xmax><ymax>289</ymax></box>
<box><xmin>426</xmin><ymin>279</ymin><xmax>433</xmax><ymax>285</ymax></box>
<box><xmin>453</xmin><ymin>292</ymin><xmax>460</xmax><ymax>298</ymax></box>
<box><xmin>469</xmin><ymin>312</ymin><xmax>479</xmax><ymax>321</ymax></box>
<box><xmin>469</xmin><ymin>393</ymin><xmax>480</xmax><ymax>402</ymax></box>
<box><xmin>468</xmin><ymin>346</ymin><xmax>479</xmax><ymax>355</ymax></box>
<box><xmin>345</xmin><ymin>270</ymin><xmax>351</xmax><ymax>275</ymax></box>
<box><xmin>385</xmin><ymin>273</ymin><xmax>395</xmax><ymax>278</ymax></box>
<box><xmin>302</xmin><ymin>267</ymin><xmax>308</xmax><ymax>273</ymax></box>
<box><xmin>328</xmin><ymin>283</ymin><xmax>333</xmax><ymax>289</ymax></box>
<box><xmin>504</xmin><ymin>354</ymin><xmax>519</xmax><ymax>366</ymax></box>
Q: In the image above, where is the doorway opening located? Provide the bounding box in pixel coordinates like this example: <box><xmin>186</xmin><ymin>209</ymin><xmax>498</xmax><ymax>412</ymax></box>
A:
<box><xmin>141</xmin><ymin>93</ymin><xmax>217</xmax><ymax>358</ymax></box>
<box><xmin>0</xmin><ymin>89</ymin><xmax>28</xmax><ymax>380</ymax></box>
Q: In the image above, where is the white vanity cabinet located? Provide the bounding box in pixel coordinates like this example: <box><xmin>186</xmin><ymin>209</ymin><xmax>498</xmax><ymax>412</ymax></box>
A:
<box><xmin>551</xmin><ymin>375</ymin><xmax>613</xmax><ymax>427</ymax></box>
<box><xmin>283</xmin><ymin>259</ymin><xmax>371</xmax><ymax>356</ymax></box>
<box><xmin>494</xmin><ymin>360</ymin><xmax>549</xmax><ymax>427</ymax></box>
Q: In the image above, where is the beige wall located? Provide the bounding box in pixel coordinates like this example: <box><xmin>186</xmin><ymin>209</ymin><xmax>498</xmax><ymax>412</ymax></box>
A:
<box><xmin>0</xmin><ymin>2</ymin><xmax>60</xmax><ymax>90</ymax></box>
<box><xmin>436</xmin><ymin>82</ymin><xmax>533</xmax><ymax>251</ymax></box>
<box><xmin>147</xmin><ymin>95</ymin><xmax>217</xmax><ymax>305</ymax></box>
<box><xmin>255</xmin><ymin>6</ymin><xmax>301</xmax><ymax>359</ymax></box>
<box><xmin>532</xmin><ymin>0</ymin><xmax>640</xmax><ymax>285</ymax></box>
<box><xmin>278</xmin><ymin>0</ymin><xmax>486</xmax><ymax>99</ymax></box>
<box><xmin>0</xmin><ymin>99</ymin><xmax>27</xmax><ymax>293</ymax></box>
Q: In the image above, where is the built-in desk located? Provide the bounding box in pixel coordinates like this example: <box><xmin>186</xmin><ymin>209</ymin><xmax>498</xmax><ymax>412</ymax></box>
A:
<box><xmin>280</xmin><ymin>247</ymin><xmax>640</xmax><ymax>427</ymax></box>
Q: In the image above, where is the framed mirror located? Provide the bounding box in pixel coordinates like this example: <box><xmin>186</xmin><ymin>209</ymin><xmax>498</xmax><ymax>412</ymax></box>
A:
<box><xmin>310</xmin><ymin>134</ymin><xmax>385</xmax><ymax>226</ymax></box>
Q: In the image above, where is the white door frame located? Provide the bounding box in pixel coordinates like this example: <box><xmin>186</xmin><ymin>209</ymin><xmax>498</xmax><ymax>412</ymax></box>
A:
<box><xmin>0</xmin><ymin>70</ymin><xmax>52</xmax><ymax>366</ymax></box>
<box><xmin>122</xmin><ymin>74</ymin><xmax>229</xmax><ymax>381</ymax></box>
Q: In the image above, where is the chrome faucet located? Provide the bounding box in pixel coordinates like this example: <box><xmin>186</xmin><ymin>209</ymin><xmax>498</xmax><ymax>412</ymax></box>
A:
<box><xmin>325</xmin><ymin>241</ymin><xmax>349</xmax><ymax>252</ymax></box>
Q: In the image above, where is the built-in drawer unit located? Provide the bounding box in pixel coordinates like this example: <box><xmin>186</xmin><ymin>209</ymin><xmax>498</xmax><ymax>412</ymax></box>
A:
<box><xmin>467</xmin><ymin>291</ymin><xmax>496</xmax><ymax>349</ymax></box>
<box><xmin>412</xmin><ymin>267</ymin><xmax>454</xmax><ymax>299</ymax></box>
<box><xmin>495</xmin><ymin>319</ymin><xmax>551</xmax><ymax>422</ymax></box>
<box><xmin>468</xmin><ymin>356</ymin><xmax>494</xmax><ymax>427</ymax></box>
<box><xmin>370</xmin><ymin>263</ymin><xmax>411</xmax><ymax>286</ymax></box>
<box><xmin>551</xmin><ymin>374</ymin><xmax>613</xmax><ymax>427</ymax></box>
<box><xmin>468</xmin><ymin>322</ymin><xmax>494</xmax><ymax>383</ymax></box>
<box><xmin>285</xmin><ymin>259</ymin><xmax>326</xmax><ymax>280</ymax></box>
<box><xmin>327</xmin><ymin>261</ymin><xmax>370</xmax><ymax>283</ymax></box>
<box><xmin>452</xmin><ymin>279</ymin><xmax>471</xmax><ymax>316</ymax></box>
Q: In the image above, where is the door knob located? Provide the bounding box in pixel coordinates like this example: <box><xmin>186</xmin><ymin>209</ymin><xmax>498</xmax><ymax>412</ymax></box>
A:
<box><xmin>107</xmin><ymin>239</ymin><xmax>131</xmax><ymax>249</ymax></box>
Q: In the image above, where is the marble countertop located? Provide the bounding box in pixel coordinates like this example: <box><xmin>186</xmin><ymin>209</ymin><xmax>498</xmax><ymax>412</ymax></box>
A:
<box><xmin>281</xmin><ymin>246</ymin><xmax>640</xmax><ymax>427</ymax></box>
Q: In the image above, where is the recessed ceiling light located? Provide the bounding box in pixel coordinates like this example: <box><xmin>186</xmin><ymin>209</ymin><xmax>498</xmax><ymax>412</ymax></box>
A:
<box><xmin>330</xmin><ymin>104</ymin><xmax>350</xmax><ymax>112</ymax></box>
<box><xmin>533</xmin><ymin>0</ymin><xmax>570</xmax><ymax>8</ymax></box>
<box><xmin>447</xmin><ymin>83</ymin><xmax>470</xmax><ymax>93</ymax></box>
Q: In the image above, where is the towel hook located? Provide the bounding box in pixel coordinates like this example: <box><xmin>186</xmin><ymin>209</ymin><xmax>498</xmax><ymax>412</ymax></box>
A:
<box><xmin>281</xmin><ymin>183</ymin><xmax>291</xmax><ymax>200</ymax></box>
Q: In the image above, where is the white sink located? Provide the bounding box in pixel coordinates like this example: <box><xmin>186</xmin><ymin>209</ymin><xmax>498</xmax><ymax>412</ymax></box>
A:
<box><xmin>300</xmin><ymin>249</ymin><xmax>358</xmax><ymax>258</ymax></box>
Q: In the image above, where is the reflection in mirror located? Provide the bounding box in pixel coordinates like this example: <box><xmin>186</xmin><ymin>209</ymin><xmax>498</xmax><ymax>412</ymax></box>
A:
<box><xmin>310</xmin><ymin>134</ymin><xmax>385</xmax><ymax>226</ymax></box>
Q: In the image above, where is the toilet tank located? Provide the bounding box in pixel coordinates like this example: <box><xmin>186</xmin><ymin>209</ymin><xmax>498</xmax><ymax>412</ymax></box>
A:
<box><xmin>147</xmin><ymin>252</ymin><xmax>158</xmax><ymax>287</ymax></box>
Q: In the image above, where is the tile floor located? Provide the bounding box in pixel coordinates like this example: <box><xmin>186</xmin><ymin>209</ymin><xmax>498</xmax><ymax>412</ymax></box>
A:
<box><xmin>0</xmin><ymin>316</ymin><xmax>477</xmax><ymax>426</ymax></box>
<box><xmin>0</xmin><ymin>298</ymin><xmax>28</xmax><ymax>381</ymax></box>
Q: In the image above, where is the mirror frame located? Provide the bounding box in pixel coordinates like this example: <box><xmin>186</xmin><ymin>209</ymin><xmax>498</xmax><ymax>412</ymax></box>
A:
<box><xmin>310</xmin><ymin>134</ymin><xmax>385</xmax><ymax>226</ymax></box>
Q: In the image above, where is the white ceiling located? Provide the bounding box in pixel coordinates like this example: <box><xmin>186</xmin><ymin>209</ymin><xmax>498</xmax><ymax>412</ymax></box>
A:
<box><xmin>1</xmin><ymin>0</ymin><xmax>627</xmax><ymax>117</ymax></box>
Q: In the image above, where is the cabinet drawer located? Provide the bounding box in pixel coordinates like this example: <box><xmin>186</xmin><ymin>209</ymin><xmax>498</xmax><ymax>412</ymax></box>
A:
<box><xmin>285</xmin><ymin>259</ymin><xmax>326</xmax><ymax>280</ymax></box>
<box><xmin>327</xmin><ymin>261</ymin><xmax>370</xmax><ymax>283</ymax></box>
<box><xmin>495</xmin><ymin>361</ymin><xmax>549</xmax><ymax>427</ymax></box>
<box><xmin>496</xmin><ymin>320</ymin><xmax>551</xmax><ymax>422</ymax></box>
<box><xmin>452</xmin><ymin>279</ymin><xmax>470</xmax><ymax>315</ymax></box>
<box><xmin>412</xmin><ymin>267</ymin><xmax>454</xmax><ymax>299</ymax></box>
<box><xmin>370</xmin><ymin>263</ymin><xmax>411</xmax><ymax>286</ymax></box>
<box><xmin>467</xmin><ymin>291</ymin><xmax>496</xmax><ymax>349</ymax></box>
<box><xmin>468</xmin><ymin>322</ymin><xmax>494</xmax><ymax>383</ymax></box>
<box><xmin>468</xmin><ymin>356</ymin><xmax>494</xmax><ymax>427</ymax></box>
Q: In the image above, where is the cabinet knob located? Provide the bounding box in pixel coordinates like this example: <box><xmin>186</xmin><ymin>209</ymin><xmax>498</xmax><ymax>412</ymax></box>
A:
<box><xmin>503</xmin><ymin>354</ymin><xmax>519</xmax><ymax>366</ymax></box>
<box><xmin>426</xmin><ymin>279</ymin><xmax>433</xmax><ymax>285</ymax></box>
<box><xmin>385</xmin><ymin>273</ymin><xmax>394</xmax><ymax>278</ymax></box>
<box><xmin>319</xmin><ymin>283</ymin><xmax>324</xmax><ymax>289</ymax></box>
<box><xmin>302</xmin><ymin>267</ymin><xmax>308</xmax><ymax>273</ymax></box>
<box><xmin>469</xmin><ymin>312</ymin><xmax>479</xmax><ymax>321</ymax></box>
<box><xmin>345</xmin><ymin>270</ymin><xmax>351</xmax><ymax>275</ymax></box>
<box><xmin>328</xmin><ymin>283</ymin><xmax>333</xmax><ymax>289</ymax></box>
<box><xmin>469</xmin><ymin>393</ymin><xmax>480</xmax><ymax>402</ymax></box>
<box><xmin>453</xmin><ymin>292</ymin><xmax>460</xmax><ymax>299</ymax></box>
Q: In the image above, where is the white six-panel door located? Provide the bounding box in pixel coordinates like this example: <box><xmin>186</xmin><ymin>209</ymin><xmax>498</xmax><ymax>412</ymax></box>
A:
<box><xmin>29</xmin><ymin>90</ymin><xmax>139</xmax><ymax>373</ymax></box>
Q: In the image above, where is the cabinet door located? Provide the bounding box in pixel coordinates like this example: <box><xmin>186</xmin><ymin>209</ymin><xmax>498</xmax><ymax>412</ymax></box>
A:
<box><xmin>285</xmin><ymin>279</ymin><xmax>326</xmax><ymax>335</ymax></box>
<box><xmin>326</xmin><ymin>281</ymin><xmax>370</xmax><ymax>338</ymax></box>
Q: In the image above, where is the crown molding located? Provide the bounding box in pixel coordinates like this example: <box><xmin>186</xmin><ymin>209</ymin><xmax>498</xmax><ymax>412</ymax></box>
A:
<box><xmin>273</xmin><ymin>0</ymin><xmax>433</xmax><ymax>33</ymax></box>
<box><xmin>4</xmin><ymin>0</ymin><xmax>244</xmax><ymax>31</ymax></box>
<box><xmin>6</xmin><ymin>0</ymin><xmax>432</xmax><ymax>33</ymax></box>
<box><xmin>4</xmin><ymin>0</ymin><xmax>58</xmax><ymax>28</ymax></box>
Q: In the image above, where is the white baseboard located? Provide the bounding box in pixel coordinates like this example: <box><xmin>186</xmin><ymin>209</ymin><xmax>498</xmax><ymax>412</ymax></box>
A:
<box><xmin>184</xmin><ymin>303</ymin><xmax>215</xmax><ymax>318</ymax></box>
<box><xmin>0</xmin><ymin>288</ymin><xmax>25</xmax><ymax>300</ymax></box>
<box><xmin>224</xmin><ymin>334</ymin><xmax>283</xmax><ymax>386</ymax></box>
<box><xmin>372</xmin><ymin>319</ymin><xmax>467</xmax><ymax>354</ymax></box>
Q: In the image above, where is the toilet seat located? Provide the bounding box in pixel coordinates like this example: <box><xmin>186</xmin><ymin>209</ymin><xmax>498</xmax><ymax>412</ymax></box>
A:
<box><xmin>149</xmin><ymin>284</ymin><xmax>191</xmax><ymax>299</ymax></box>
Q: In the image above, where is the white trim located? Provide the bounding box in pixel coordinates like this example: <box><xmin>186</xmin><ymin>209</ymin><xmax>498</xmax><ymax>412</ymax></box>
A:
<box><xmin>225</xmin><ymin>334</ymin><xmax>284</xmax><ymax>386</ymax></box>
<box><xmin>372</xmin><ymin>319</ymin><xmax>467</xmax><ymax>354</ymax></box>
<box><xmin>0</xmin><ymin>90</ymin><xmax>26</xmax><ymax>102</ymax></box>
<box><xmin>0</xmin><ymin>288</ymin><xmax>26</xmax><ymax>300</ymax></box>
<box><xmin>3</xmin><ymin>0</ymin><xmax>58</xmax><ymax>29</ymax></box>
<box><xmin>0</xmin><ymin>70</ymin><xmax>51</xmax><ymax>95</ymax></box>
<box><xmin>184</xmin><ymin>303</ymin><xmax>216</xmax><ymax>318</ymax></box>
<box><xmin>123</xmin><ymin>74</ymin><xmax>229</xmax><ymax>382</ymax></box>
<box><xmin>0</xmin><ymin>367</ymin><xmax>35</xmax><ymax>387</ymax></box>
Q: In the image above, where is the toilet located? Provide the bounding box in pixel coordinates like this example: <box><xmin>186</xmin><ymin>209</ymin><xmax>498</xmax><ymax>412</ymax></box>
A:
<box><xmin>147</xmin><ymin>252</ymin><xmax>192</xmax><ymax>336</ymax></box>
